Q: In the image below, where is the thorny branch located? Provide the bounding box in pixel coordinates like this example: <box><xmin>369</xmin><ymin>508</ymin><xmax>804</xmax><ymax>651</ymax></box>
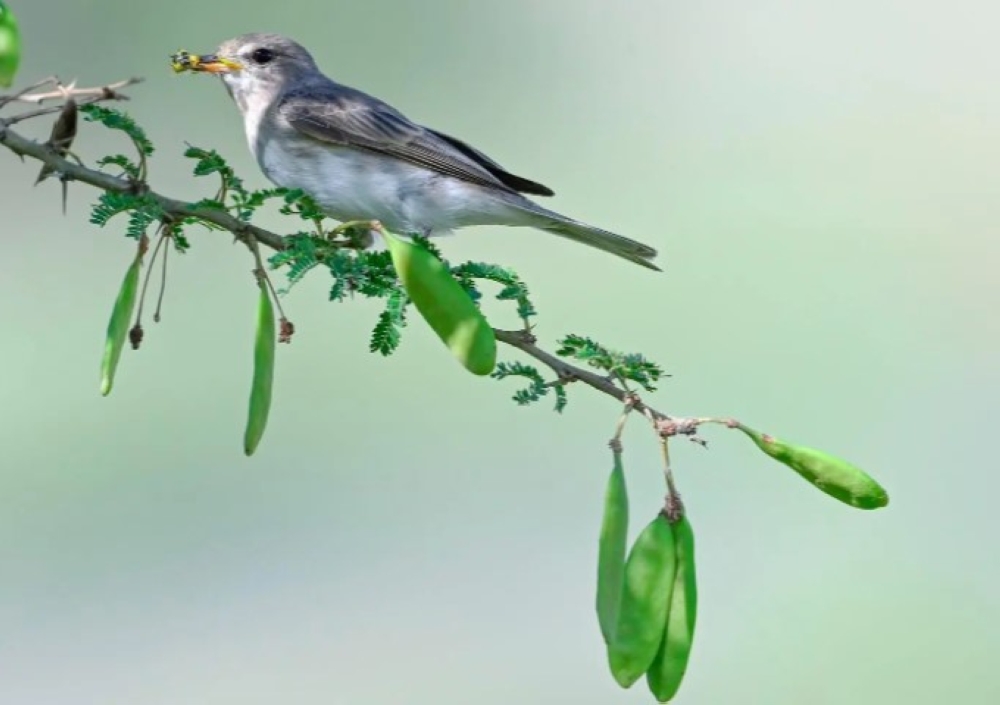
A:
<box><xmin>0</xmin><ymin>77</ymin><xmax>723</xmax><ymax>442</ymax></box>
<box><xmin>0</xmin><ymin>77</ymin><xmax>145</xmax><ymax>124</ymax></box>
<box><xmin>0</xmin><ymin>77</ymin><xmax>142</xmax><ymax>105</ymax></box>
<box><xmin>0</xmin><ymin>114</ymin><xmax>286</xmax><ymax>250</ymax></box>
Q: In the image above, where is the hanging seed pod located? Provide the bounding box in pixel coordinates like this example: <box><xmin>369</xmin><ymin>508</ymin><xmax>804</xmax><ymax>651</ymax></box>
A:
<box><xmin>99</xmin><ymin>254</ymin><xmax>142</xmax><ymax>396</ymax></box>
<box><xmin>736</xmin><ymin>424</ymin><xmax>889</xmax><ymax>509</ymax></box>
<box><xmin>596</xmin><ymin>446</ymin><xmax>630</xmax><ymax>645</ymax></box>
<box><xmin>645</xmin><ymin>514</ymin><xmax>698</xmax><ymax>703</ymax></box>
<box><xmin>243</xmin><ymin>280</ymin><xmax>276</xmax><ymax>456</ymax></box>
<box><xmin>607</xmin><ymin>513</ymin><xmax>678</xmax><ymax>688</ymax></box>
<box><xmin>383</xmin><ymin>231</ymin><xmax>496</xmax><ymax>376</ymax></box>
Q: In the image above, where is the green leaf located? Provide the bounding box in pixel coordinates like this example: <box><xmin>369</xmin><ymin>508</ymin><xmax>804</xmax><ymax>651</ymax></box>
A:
<box><xmin>99</xmin><ymin>252</ymin><xmax>141</xmax><ymax>396</ymax></box>
<box><xmin>323</xmin><ymin>248</ymin><xmax>398</xmax><ymax>302</ymax></box>
<box><xmin>450</xmin><ymin>261</ymin><xmax>536</xmax><ymax>323</ymax></box>
<box><xmin>596</xmin><ymin>447</ymin><xmax>630</xmax><ymax>645</ymax></box>
<box><xmin>735</xmin><ymin>424</ymin><xmax>889</xmax><ymax>509</ymax></box>
<box><xmin>645</xmin><ymin>515</ymin><xmax>697</xmax><ymax>703</ymax></box>
<box><xmin>96</xmin><ymin>154</ymin><xmax>141</xmax><ymax>180</ymax></box>
<box><xmin>553</xmin><ymin>384</ymin><xmax>568</xmax><ymax>413</ymax></box>
<box><xmin>244</xmin><ymin>281</ymin><xmax>276</xmax><ymax>456</ymax></box>
<box><xmin>269</xmin><ymin>233</ymin><xmax>323</xmax><ymax>291</ymax></box>
<box><xmin>126</xmin><ymin>207</ymin><xmax>161</xmax><ymax>240</ymax></box>
<box><xmin>89</xmin><ymin>191</ymin><xmax>163</xmax><ymax>240</ymax></box>
<box><xmin>170</xmin><ymin>226</ymin><xmax>191</xmax><ymax>252</ymax></box>
<box><xmin>370</xmin><ymin>288</ymin><xmax>408</xmax><ymax>355</ymax></box>
<box><xmin>80</xmin><ymin>105</ymin><xmax>154</xmax><ymax>156</ymax></box>
<box><xmin>0</xmin><ymin>2</ymin><xmax>21</xmax><ymax>88</ymax></box>
<box><xmin>383</xmin><ymin>231</ymin><xmax>496</xmax><ymax>376</ymax></box>
<box><xmin>184</xmin><ymin>145</ymin><xmax>231</xmax><ymax>177</ymax></box>
<box><xmin>277</xmin><ymin>188</ymin><xmax>326</xmax><ymax>221</ymax></box>
<box><xmin>557</xmin><ymin>334</ymin><xmax>664</xmax><ymax>392</ymax></box>
<box><xmin>491</xmin><ymin>361</ymin><xmax>548</xmax><ymax>406</ymax></box>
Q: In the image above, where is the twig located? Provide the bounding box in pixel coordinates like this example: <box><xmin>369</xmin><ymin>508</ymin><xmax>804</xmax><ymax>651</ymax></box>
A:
<box><xmin>0</xmin><ymin>124</ymin><xmax>287</xmax><ymax>251</ymax></box>
<box><xmin>154</xmin><ymin>229</ymin><xmax>171</xmax><ymax>323</ymax></box>
<box><xmin>493</xmin><ymin>328</ymin><xmax>671</xmax><ymax>422</ymax></box>
<box><xmin>0</xmin><ymin>78</ymin><xmax>143</xmax><ymax>126</ymax></box>
<box><xmin>659</xmin><ymin>434</ymin><xmax>684</xmax><ymax>521</ymax></box>
<box><xmin>608</xmin><ymin>394</ymin><xmax>639</xmax><ymax>454</ymax></box>
<box><xmin>0</xmin><ymin>77</ymin><xmax>143</xmax><ymax>107</ymax></box>
<box><xmin>135</xmin><ymin>226</ymin><xmax>169</xmax><ymax>330</ymax></box>
<box><xmin>0</xmin><ymin>76</ymin><xmax>60</xmax><ymax>108</ymax></box>
<box><xmin>245</xmin><ymin>233</ymin><xmax>295</xmax><ymax>343</ymax></box>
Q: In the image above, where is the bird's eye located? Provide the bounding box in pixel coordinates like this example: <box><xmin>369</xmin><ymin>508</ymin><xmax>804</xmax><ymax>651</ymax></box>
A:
<box><xmin>251</xmin><ymin>48</ymin><xmax>275</xmax><ymax>65</ymax></box>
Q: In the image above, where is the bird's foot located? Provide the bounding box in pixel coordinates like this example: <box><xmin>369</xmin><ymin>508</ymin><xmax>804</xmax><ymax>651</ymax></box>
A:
<box><xmin>328</xmin><ymin>219</ymin><xmax>381</xmax><ymax>249</ymax></box>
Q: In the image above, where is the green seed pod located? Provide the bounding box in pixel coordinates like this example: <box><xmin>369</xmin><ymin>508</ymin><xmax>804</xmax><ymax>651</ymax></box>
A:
<box><xmin>243</xmin><ymin>281</ymin><xmax>276</xmax><ymax>456</ymax></box>
<box><xmin>99</xmin><ymin>255</ymin><xmax>141</xmax><ymax>396</ymax></box>
<box><xmin>736</xmin><ymin>424</ymin><xmax>889</xmax><ymax>509</ymax></box>
<box><xmin>596</xmin><ymin>448</ymin><xmax>630</xmax><ymax>645</ymax></box>
<box><xmin>383</xmin><ymin>231</ymin><xmax>496</xmax><ymax>376</ymax></box>
<box><xmin>0</xmin><ymin>2</ymin><xmax>21</xmax><ymax>88</ymax></box>
<box><xmin>607</xmin><ymin>513</ymin><xmax>677</xmax><ymax>688</ymax></box>
<box><xmin>646</xmin><ymin>515</ymin><xmax>698</xmax><ymax>703</ymax></box>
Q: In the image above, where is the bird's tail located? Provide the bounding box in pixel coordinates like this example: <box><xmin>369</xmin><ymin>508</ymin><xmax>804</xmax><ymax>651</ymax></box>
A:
<box><xmin>507</xmin><ymin>200</ymin><xmax>661</xmax><ymax>271</ymax></box>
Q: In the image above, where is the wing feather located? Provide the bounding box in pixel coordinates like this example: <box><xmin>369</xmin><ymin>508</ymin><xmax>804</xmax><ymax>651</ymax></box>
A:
<box><xmin>279</xmin><ymin>84</ymin><xmax>555</xmax><ymax>196</ymax></box>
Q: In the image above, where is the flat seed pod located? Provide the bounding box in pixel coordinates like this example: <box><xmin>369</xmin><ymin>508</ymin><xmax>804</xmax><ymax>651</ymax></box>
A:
<box><xmin>646</xmin><ymin>515</ymin><xmax>697</xmax><ymax>703</ymax></box>
<box><xmin>243</xmin><ymin>281</ymin><xmax>276</xmax><ymax>456</ymax></box>
<box><xmin>383</xmin><ymin>231</ymin><xmax>496</xmax><ymax>376</ymax></box>
<box><xmin>0</xmin><ymin>2</ymin><xmax>20</xmax><ymax>88</ymax></box>
<box><xmin>607</xmin><ymin>514</ymin><xmax>677</xmax><ymax>688</ymax></box>
<box><xmin>99</xmin><ymin>256</ymin><xmax>141</xmax><ymax>396</ymax></box>
<box><xmin>737</xmin><ymin>424</ymin><xmax>889</xmax><ymax>509</ymax></box>
<box><xmin>596</xmin><ymin>448</ymin><xmax>630</xmax><ymax>645</ymax></box>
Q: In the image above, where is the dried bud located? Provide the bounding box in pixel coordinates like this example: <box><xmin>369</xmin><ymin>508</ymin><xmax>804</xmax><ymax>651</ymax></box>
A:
<box><xmin>279</xmin><ymin>317</ymin><xmax>295</xmax><ymax>344</ymax></box>
<box><xmin>129</xmin><ymin>323</ymin><xmax>144</xmax><ymax>350</ymax></box>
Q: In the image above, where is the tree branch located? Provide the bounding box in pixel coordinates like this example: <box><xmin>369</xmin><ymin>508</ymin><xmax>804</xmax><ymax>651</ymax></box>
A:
<box><xmin>0</xmin><ymin>118</ymin><xmax>287</xmax><ymax>250</ymax></box>
<box><xmin>493</xmin><ymin>328</ymin><xmax>669</xmax><ymax>421</ymax></box>
<box><xmin>0</xmin><ymin>81</ymin><xmax>698</xmax><ymax>435</ymax></box>
<box><xmin>5</xmin><ymin>77</ymin><xmax>143</xmax><ymax>105</ymax></box>
<box><xmin>0</xmin><ymin>77</ymin><xmax>145</xmax><ymax>123</ymax></box>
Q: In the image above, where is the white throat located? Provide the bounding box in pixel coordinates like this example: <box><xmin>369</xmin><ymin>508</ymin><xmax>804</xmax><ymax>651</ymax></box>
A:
<box><xmin>221</xmin><ymin>73</ymin><xmax>270</xmax><ymax>160</ymax></box>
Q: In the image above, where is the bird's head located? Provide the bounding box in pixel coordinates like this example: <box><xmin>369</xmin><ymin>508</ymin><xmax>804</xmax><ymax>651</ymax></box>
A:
<box><xmin>173</xmin><ymin>33</ymin><xmax>319</xmax><ymax>112</ymax></box>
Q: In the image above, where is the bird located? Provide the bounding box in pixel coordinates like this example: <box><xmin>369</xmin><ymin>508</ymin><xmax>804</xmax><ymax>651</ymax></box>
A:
<box><xmin>183</xmin><ymin>33</ymin><xmax>660</xmax><ymax>271</ymax></box>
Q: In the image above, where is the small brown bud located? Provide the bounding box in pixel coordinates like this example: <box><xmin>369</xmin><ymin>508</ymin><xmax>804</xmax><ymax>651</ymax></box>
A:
<box><xmin>279</xmin><ymin>317</ymin><xmax>295</xmax><ymax>344</ymax></box>
<box><xmin>129</xmin><ymin>323</ymin><xmax>144</xmax><ymax>350</ymax></box>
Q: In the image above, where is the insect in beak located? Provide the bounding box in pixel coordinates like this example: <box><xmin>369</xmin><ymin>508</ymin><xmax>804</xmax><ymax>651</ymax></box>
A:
<box><xmin>170</xmin><ymin>51</ymin><xmax>242</xmax><ymax>74</ymax></box>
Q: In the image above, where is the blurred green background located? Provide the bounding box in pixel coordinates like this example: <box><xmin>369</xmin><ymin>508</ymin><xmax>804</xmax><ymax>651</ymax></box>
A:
<box><xmin>2</xmin><ymin>1</ymin><xmax>997</xmax><ymax>703</ymax></box>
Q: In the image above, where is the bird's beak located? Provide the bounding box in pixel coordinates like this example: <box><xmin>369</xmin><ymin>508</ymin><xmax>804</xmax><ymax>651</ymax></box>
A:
<box><xmin>171</xmin><ymin>51</ymin><xmax>242</xmax><ymax>74</ymax></box>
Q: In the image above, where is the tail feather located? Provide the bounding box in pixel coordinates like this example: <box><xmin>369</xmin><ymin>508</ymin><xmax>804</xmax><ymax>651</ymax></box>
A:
<box><xmin>515</xmin><ymin>207</ymin><xmax>659</xmax><ymax>275</ymax></box>
<box><xmin>539</xmin><ymin>218</ymin><xmax>661</xmax><ymax>271</ymax></box>
<box><xmin>498</xmin><ymin>196</ymin><xmax>660</xmax><ymax>271</ymax></box>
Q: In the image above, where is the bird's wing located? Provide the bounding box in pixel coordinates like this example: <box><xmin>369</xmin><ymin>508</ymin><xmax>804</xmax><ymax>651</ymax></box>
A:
<box><xmin>278</xmin><ymin>85</ymin><xmax>555</xmax><ymax>197</ymax></box>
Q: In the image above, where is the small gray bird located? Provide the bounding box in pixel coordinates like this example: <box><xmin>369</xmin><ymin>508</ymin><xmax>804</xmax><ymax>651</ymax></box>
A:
<box><xmin>186</xmin><ymin>33</ymin><xmax>660</xmax><ymax>270</ymax></box>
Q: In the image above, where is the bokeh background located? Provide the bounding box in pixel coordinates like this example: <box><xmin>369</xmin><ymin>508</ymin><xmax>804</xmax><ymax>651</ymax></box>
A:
<box><xmin>2</xmin><ymin>1</ymin><xmax>997</xmax><ymax>703</ymax></box>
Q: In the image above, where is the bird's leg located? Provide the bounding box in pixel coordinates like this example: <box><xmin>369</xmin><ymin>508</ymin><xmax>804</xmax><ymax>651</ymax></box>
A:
<box><xmin>328</xmin><ymin>219</ymin><xmax>380</xmax><ymax>249</ymax></box>
<box><xmin>328</xmin><ymin>219</ymin><xmax>380</xmax><ymax>238</ymax></box>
